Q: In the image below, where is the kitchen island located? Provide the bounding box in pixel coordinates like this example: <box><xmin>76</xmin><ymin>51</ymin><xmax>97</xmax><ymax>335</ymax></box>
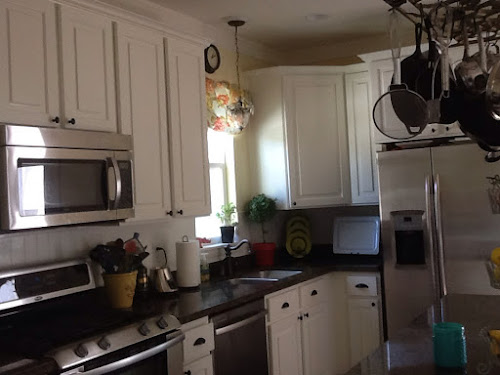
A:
<box><xmin>344</xmin><ymin>294</ymin><xmax>500</xmax><ymax>375</ymax></box>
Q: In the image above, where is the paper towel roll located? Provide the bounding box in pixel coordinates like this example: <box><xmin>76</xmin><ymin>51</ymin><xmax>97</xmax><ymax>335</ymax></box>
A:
<box><xmin>176</xmin><ymin>236</ymin><xmax>201</xmax><ymax>288</ymax></box>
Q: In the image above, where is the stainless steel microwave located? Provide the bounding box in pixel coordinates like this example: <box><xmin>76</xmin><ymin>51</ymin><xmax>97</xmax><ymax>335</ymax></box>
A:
<box><xmin>0</xmin><ymin>125</ymin><xmax>134</xmax><ymax>230</ymax></box>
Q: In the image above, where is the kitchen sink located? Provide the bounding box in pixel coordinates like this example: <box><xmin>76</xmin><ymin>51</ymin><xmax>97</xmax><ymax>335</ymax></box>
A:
<box><xmin>226</xmin><ymin>278</ymin><xmax>279</xmax><ymax>286</ymax></box>
<box><xmin>223</xmin><ymin>270</ymin><xmax>303</xmax><ymax>286</ymax></box>
<box><xmin>241</xmin><ymin>270</ymin><xmax>302</xmax><ymax>280</ymax></box>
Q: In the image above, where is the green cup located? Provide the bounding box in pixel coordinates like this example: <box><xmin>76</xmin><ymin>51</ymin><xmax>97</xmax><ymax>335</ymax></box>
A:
<box><xmin>433</xmin><ymin>322</ymin><xmax>467</xmax><ymax>368</ymax></box>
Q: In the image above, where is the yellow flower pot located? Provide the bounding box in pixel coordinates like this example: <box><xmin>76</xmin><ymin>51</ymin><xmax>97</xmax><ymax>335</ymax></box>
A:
<box><xmin>102</xmin><ymin>271</ymin><xmax>137</xmax><ymax>309</ymax></box>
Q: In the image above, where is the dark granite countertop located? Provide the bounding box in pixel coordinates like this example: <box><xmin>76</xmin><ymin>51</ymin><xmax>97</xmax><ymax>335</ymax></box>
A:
<box><xmin>1</xmin><ymin>252</ymin><xmax>381</xmax><ymax>375</ymax></box>
<box><xmin>133</xmin><ymin>253</ymin><xmax>382</xmax><ymax>324</ymax></box>
<box><xmin>344</xmin><ymin>294</ymin><xmax>500</xmax><ymax>375</ymax></box>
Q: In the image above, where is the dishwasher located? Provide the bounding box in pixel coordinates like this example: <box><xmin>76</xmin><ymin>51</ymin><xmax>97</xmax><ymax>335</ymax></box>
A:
<box><xmin>212</xmin><ymin>299</ymin><xmax>268</xmax><ymax>375</ymax></box>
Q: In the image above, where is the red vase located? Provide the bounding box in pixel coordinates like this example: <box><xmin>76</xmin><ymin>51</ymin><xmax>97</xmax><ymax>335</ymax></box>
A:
<box><xmin>253</xmin><ymin>243</ymin><xmax>276</xmax><ymax>266</ymax></box>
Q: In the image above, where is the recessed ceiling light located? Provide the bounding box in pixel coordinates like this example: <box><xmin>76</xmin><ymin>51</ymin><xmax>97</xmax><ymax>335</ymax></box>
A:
<box><xmin>305</xmin><ymin>13</ymin><xmax>330</xmax><ymax>22</ymax></box>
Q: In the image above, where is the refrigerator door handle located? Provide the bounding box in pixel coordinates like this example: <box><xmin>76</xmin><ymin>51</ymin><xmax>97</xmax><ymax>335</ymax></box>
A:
<box><xmin>425</xmin><ymin>174</ymin><xmax>439</xmax><ymax>303</ymax></box>
<box><xmin>434</xmin><ymin>174</ymin><xmax>447</xmax><ymax>297</ymax></box>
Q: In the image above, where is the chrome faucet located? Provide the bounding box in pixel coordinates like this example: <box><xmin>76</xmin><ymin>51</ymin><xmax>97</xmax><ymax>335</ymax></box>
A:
<box><xmin>224</xmin><ymin>239</ymin><xmax>249</xmax><ymax>277</ymax></box>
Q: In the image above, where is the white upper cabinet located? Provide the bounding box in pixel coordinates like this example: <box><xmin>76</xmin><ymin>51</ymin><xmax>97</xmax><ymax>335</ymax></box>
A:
<box><xmin>117</xmin><ymin>22</ymin><xmax>172</xmax><ymax>220</ymax></box>
<box><xmin>165</xmin><ymin>38</ymin><xmax>211</xmax><ymax>217</ymax></box>
<box><xmin>247</xmin><ymin>67</ymin><xmax>351</xmax><ymax>210</ymax></box>
<box><xmin>0</xmin><ymin>0</ymin><xmax>59</xmax><ymax>126</ymax></box>
<box><xmin>284</xmin><ymin>74</ymin><xmax>351</xmax><ymax>208</ymax></box>
<box><xmin>345</xmin><ymin>71</ymin><xmax>379</xmax><ymax>204</ymax></box>
<box><xmin>60</xmin><ymin>6</ymin><xmax>117</xmax><ymax>132</ymax></box>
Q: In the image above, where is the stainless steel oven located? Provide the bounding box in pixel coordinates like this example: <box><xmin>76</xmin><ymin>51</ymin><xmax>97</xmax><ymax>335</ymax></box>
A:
<box><xmin>57</xmin><ymin>328</ymin><xmax>184</xmax><ymax>375</ymax></box>
<box><xmin>0</xmin><ymin>259</ymin><xmax>184</xmax><ymax>375</ymax></box>
<box><xmin>0</xmin><ymin>124</ymin><xmax>134</xmax><ymax>230</ymax></box>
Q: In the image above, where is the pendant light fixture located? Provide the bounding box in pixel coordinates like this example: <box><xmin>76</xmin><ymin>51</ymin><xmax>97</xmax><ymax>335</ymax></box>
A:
<box><xmin>227</xmin><ymin>19</ymin><xmax>254</xmax><ymax>131</ymax></box>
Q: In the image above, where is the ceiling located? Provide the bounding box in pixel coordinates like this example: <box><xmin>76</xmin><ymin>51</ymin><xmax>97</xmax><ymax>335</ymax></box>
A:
<box><xmin>149</xmin><ymin>0</ymin><xmax>414</xmax><ymax>52</ymax></box>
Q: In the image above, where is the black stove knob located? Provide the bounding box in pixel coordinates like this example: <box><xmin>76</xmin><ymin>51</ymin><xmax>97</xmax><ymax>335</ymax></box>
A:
<box><xmin>157</xmin><ymin>316</ymin><xmax>168</xmax><ymax>330</ymax></box>
<box><xmin>98</xmin><ymin>337</ymin><xmax>111</xmax><ymax>350</ymax></box>
<box><xmin>74</xmin><ymin>343</ymin><xmax>88</xmax><ymax>358</ymax></box>
<box><xmin>138</xmin><ymin>323</ymin><xmax>151</xmax><ymax>336</ymax></box>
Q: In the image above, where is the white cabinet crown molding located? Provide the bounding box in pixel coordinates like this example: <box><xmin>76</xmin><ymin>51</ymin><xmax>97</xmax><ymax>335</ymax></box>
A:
<box><xmin>245</xmin><ymin>65</ymin><xmax>368</xmax><ymax>78</ymax></box>
<box><xmin>51</xmin><ymin>0</ymin><xmax>212</xmax><ymax>47</ymax></box>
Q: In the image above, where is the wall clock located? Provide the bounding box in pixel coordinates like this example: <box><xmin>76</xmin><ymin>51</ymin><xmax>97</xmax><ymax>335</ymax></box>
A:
<box><xmin>204</xmin><ymin>44</ymin><xmax>221</xmax><ymax>74</ymax></box>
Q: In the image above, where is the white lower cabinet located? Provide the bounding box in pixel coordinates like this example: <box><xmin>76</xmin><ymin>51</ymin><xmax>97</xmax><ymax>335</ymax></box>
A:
<box><xmin>266</xmin><ymin>272</ymin><xmax>383</xmax><ymax>375</ymax></box>
<box><xmin>182</xmin><ymin>317</ymin><xmax>214</xmax><ymax>375</ymax></box>
<box><xmin>332</xmin><ymin>272</ymin><xmax>383</xmax><ymax>371</ymax></box>
<box><xmin>348</xmin><ymin>297</ymin><xmax>381</xmax><ymax>367</ymax></box>
<box><xmin>184</xmin><ymin>355</ymin><xmax>213</xmax><ymax>375</ymax></box>
<box><xmin>266</xmin><ymin>275</ymin><xmax>333</xmax><ymax>375</ymax></box>
<box><xmin>301</xmin><ymin>303</ymin><xmax>332</xmax><ymax>375</ymax></box>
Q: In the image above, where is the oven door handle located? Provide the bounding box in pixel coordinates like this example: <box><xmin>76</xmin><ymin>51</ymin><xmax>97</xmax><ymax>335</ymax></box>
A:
<box><xmin>215</xmin><ymin>310</ymin><xmax>267</xmax><ymax>336</ymax></box>
<box><xmin>62</xmin><ymin>331</ymin><xmax>185</xmax><ymax>375</ymax></box>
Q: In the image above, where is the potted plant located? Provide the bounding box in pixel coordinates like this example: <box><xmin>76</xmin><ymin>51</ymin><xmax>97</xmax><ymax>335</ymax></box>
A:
<box><xmin>245</xmin><ymin>194</ymin><xmax>277</xmax><ymax>266</ymax></box>
<box><xmin>216</xmin><ymin>202</ymin><xmax>237</xmax><ymax>243</ymax></box>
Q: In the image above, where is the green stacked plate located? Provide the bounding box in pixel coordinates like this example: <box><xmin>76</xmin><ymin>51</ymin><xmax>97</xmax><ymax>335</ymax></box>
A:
<box><xmin>285</xmin><ymin>216</ymin><xmax>311</xmax><ymax>258</ymax></box>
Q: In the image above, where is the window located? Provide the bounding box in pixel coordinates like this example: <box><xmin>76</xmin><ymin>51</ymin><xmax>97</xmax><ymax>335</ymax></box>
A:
<box><xmin>195</xmin><ymin>129</ymin><xmax>236</xmax><ymax>240</ymax></box>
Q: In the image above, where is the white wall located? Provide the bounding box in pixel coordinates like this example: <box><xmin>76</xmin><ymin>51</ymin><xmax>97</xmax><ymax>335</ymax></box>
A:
<box><xmin>0</xmin><ymin>218</ymin><xmax>194</xmax><ymax>280</ymax></box>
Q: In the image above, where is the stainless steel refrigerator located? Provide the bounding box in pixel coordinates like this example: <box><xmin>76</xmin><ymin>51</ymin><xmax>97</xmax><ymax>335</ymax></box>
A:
<box><xmin>378</xmin><ymin>142</ymin><xmax>500</xmax><ymax>338</ymax></box>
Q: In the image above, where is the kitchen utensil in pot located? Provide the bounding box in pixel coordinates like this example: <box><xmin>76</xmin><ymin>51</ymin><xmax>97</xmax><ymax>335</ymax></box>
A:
<box><xmin>154</xmin><ymin>247</ymin><xmax>178</xmax><ymax>293</ymax></box>
<box><xmin>373</xmin><ymin>11</ymin><xmax>429</xmax><ymax>140</ymax></box>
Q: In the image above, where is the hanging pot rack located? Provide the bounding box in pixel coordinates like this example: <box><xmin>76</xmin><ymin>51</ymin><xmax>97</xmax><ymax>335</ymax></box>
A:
<box><xmin>385</xmin><ymin>0</ymin><xmax>500</xmax><ymax>47</ymax></box>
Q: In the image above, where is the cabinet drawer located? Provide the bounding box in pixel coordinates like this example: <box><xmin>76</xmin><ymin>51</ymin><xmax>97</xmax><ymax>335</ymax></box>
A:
<box><xmin>346</xmin><ymin>275</ymin><xmax>378</xmax><ymax>297</ymax></box>
<box><xmin>299</xmin><ymin>277</ymin><xmax>329</xmax><ymax>308</ymax></box>
<box><xmin>267</xmin><ymin>288</ymin><xmax>300</xmax><ymax>323</ymax></box>
<box><xmin>183</xmin><ymin>322</ymin><xmax>215</xmax><ymax>364</ymax></box>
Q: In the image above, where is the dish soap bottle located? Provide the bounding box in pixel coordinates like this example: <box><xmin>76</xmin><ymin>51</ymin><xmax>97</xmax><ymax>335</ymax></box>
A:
<box><xmin>200</xmin><ymin>253</ymin><xmax>210</xmax><ymax>282</ymax></box>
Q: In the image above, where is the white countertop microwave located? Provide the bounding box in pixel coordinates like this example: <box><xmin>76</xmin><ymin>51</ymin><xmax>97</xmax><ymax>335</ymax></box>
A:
<box><xmin>0</xmin><ymin>124</ymin><xmax>134</xmax><ymax>230</ymax></box>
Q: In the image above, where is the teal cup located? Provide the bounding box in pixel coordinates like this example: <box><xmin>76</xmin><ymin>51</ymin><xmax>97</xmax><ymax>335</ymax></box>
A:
<box><xmin>433</xmin><ymin>322</ymin><xmax>467</xmax><ymax>368</ymax></box>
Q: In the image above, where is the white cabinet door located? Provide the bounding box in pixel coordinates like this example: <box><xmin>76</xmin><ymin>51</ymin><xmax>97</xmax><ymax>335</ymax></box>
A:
<box><xmin>0</xmin><ymin>0</ymin><xmax>59</xmax><ymax>126</ymax></box>
<box><xmin>347</xmin><ymin>297</ymin><xmax>381</xmax><ymax>367</ymax></box>
<box><xmin>117</xmin><ymin>23</ymin><xmax>172</xmax><ymax>220</ymax></box>
<box><xmin>284</xmin><ymin>74</ymin><xmax>350</xmax><ymax>208</ymax></box>
<box><xmin>184</xmin><ymin>355</ymin><xmax>214</xmax><ymax>375</ymax></box>
<box><xmin>301</xmin><ymin>303</ymin><xmax>333</xmax><ymax>375</ymax></box>
<box><xmin>268</xmin><ymin>314</ymin><xmax>303</xmax><ymax>375</ymax></box>
<box><xmin>166</xmin><ymin>38</ymin><xmax>210</xmax><ymax>217</ymax></box>
<box><xmin>60</xmin><ymin>6</ymin><xmax>117</xmax><ymax>132</ymax></box>
<box><xmin>345</xmin><ymin>72</ymin><xmax>379</xmax><ymax>205</ymax></box>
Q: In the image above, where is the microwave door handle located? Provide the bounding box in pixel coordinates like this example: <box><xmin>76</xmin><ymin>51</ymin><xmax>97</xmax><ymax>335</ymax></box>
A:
<box><xmin>107</xmin><ymin>157</ymin><xmax>122</xmax><ymax>210</ymax></box>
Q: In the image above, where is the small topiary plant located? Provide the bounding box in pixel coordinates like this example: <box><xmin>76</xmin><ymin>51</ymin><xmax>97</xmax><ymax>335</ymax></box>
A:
<box><xmin>245</xmin><ymin>194</ymin><xmax>277</xmax><ymax>243</ymax></box>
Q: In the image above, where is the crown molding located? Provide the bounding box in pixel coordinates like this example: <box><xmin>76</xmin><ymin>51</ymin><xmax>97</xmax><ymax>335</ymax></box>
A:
<box><xmin>53</xmin><ymin>0</ymin><xmax>215</xmax><ymax>46</ymax></box>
